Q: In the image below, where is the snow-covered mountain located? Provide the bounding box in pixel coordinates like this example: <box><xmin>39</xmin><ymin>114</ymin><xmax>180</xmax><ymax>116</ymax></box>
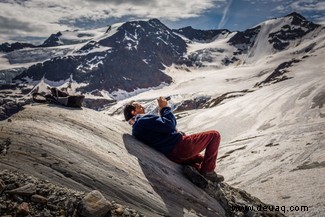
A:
<box><xmin>0</xmin><ymin>12</ymin><xmax>323</xmax><ymax>116</ymax></box>
<box><xmin>0</xmin><ymin>12</ymin><xmax>324</xmax><ymax>216</ymax></box>
<box><xmin>12</xmin><ymin>19</ymin><xmax>186</xmax><ymax>93</ymax></box>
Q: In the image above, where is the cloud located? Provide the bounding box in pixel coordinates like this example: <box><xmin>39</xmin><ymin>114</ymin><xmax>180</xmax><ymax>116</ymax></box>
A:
<box><xmin>0</xmin><ymin>0</ymin><xmax>224</xmax><ymax>43</ymax></box>
<box><xmin>0</xmin><ymin>16</ymin><xmax>36</xmax><ymax>33</ymax></box>
<box><xmin>0</xmin><ymin>0</ymin><xmax>323</xmax><ymax>43</ymax></box>
<box><xmin>0</xmin><ymin>15</ymin><xmax>49</xmax><ymax>44</ymax></box>
<box><xmin>0</xmin><ymin>1</ymin><xmax>74</xmax><ymax>43</ymax></box>
<box><xmin>273</xmin><ymin>5</ymin><xmax>286</xmax><ymax>13</ymax></box>
<box><xmin>290</xmin><ymin>0</ymin><xmax>325</xmax><ymax>11</ymax></box>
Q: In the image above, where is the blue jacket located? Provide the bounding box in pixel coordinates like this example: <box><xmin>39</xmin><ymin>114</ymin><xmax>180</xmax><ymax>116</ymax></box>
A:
<box><xmin>132</xmin><ymin>107</ymin><xmax>182</xmax><ymax>155</ymax></box>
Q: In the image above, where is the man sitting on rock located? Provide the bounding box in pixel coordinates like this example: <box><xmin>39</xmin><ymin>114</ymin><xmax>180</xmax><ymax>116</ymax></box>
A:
<box><xmin>123</xmin><ymin>96</ymin><xmax>224</xmax><ymax>183</ymax></box>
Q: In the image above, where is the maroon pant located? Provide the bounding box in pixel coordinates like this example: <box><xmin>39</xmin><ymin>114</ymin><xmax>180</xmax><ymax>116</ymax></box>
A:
<box><xmin>168</xmin><ymin>130</ymin><xmax>221</xmax><ymax>173</ymax></box>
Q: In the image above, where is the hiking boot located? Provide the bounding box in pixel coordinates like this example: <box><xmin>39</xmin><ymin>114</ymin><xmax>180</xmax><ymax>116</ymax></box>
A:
<box><xmin>201</xmin><ymin>171</ymin><xmax>224</xmax><ymax>182</ymax></box>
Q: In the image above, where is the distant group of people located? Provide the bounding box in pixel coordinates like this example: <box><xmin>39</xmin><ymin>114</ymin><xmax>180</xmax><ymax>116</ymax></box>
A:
<box><xmin>123</xmin><ymin>96</ymin><xmax>224</xmax><ymax>182</ymax></box>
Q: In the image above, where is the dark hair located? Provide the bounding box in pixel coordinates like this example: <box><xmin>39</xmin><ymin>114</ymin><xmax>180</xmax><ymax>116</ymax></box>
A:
<box><xmin>123</xmin><ymin>104</ymin><xmax>136</xmax><ymax>121</ymax></box>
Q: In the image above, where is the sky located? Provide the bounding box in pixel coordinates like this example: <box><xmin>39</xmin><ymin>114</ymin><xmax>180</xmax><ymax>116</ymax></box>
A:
<box><xmin>0</xmin><ymin>0</ymin><xmax>324</xmax><ymax>45</ymax></box>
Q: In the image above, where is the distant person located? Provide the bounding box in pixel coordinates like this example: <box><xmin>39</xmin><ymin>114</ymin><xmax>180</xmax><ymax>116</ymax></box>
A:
<box><xmin>123</xmin><ymin>96</ymin><xmax>224</xmax><ymax>182</ymax></box>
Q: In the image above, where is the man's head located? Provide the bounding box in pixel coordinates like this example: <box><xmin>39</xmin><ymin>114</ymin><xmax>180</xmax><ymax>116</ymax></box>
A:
<box><xmin>123</xmin><ymin>101</ymin><xmax>145</xmax><ymax>123</ymax></box>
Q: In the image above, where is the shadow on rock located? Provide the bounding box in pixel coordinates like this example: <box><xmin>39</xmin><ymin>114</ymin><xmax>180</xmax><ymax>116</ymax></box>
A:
<box><xmin>122</xmin><ymin>134</ymin><xmax>222</xmax><ymax>217</ymax></box>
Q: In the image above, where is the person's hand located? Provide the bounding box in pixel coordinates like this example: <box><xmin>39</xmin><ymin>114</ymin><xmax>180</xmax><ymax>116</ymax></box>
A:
<box><xmin>157</xmin><ymin>96</ymin><xmax>168</xmax><ymax>110</ymax></box>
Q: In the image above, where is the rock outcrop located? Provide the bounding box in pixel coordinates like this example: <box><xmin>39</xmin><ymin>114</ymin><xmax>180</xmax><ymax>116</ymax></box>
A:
<box><xmin>0</xmin><ymin>105</ymin><xmax>285</xmax><ymax>216</ymax></box>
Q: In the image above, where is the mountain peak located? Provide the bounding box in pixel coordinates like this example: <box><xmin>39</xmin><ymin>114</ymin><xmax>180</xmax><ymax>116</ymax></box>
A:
<box><xmin>148</xmin><ymin>18</ymin><xmax>162</xmax><ymax>23</ymax></box>
<box><xmin>285</xmin><ymin>12</ymin><xmax>307</xmax><ymax>20</ymax></box>
<box><xmin>173</xmin><ymin>26</ymin><xmax>230</xmax><ymax>42</ymax></box>
<box><xmin>41</xmin><ymin>31</ymin><xmax>62</xmax><ymax>47</ymax></box>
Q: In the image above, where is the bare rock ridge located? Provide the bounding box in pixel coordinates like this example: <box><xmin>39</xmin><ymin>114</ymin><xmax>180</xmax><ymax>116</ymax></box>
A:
<box><xmin>0</xmin><ymin>105</ymin><xmax>284</xmax><ymax>216</ymax></box>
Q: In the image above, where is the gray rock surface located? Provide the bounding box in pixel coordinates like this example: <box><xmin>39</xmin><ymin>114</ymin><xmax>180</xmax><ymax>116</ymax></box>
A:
<box><xmin>0</xmin><ymin>104</ymin><xmax>284</xmax><ymax>216</ymax></box>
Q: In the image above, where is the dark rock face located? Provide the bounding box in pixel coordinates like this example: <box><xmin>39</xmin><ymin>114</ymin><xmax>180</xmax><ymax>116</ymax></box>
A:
<box><xmin>15</xmin><ymin>56</ymin><xmax>80</xmax><ymax>82</ymax></box>
<box><xmin>174</xmin><ymin>90</ymin><xmax>252</xmax><ymax>114</ymax></box>
<box><xmin>0</xmin><ymin>42</ymin><xmax>36</xmax><ymax>53</ymax></box>
<box><xmin>256</xmin><ymin>59</ymin><xmax>301</xmax><ymax>86</ymax></box>
<box><xmin>225</xmin><ymin>12</ymin><xmax>322</xmax><ymax>64</ymax></box>
<box><xmin>227</xmin><ymin>26</ymin><xmax>261</xmax><ymax>54</ymax></box>
<box><xmin>223</xmin><ymin>26</ymin><xmax>261</xmax><ymax>65</ymax></box>
<box><xmin>41</xmin><ymin>32</ymin><xmax>63</xmax><ymax>47</ymax></box>
<box><xmin>173</xmin><ymin>26</ymin><xmax>230</xmax><ymax>41</ymax></box>
<box><xmin>98</xmin><ymin>19</ymin><xmax>187</xmax><ymax>65</ymax></box>
<box><xmin>175</xmin><ymin>96</ymin><xmax>211</xmax><ymax>112</ymax></box>
<box><xmin>269</xmin><ymin>13</ymin><xmax>320</xmax><ymax>51</ymax></box>
<box><xmin>14</xmin><ymin>19</ymin><xmax>187</xmax><ymax>93</ymax></box>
